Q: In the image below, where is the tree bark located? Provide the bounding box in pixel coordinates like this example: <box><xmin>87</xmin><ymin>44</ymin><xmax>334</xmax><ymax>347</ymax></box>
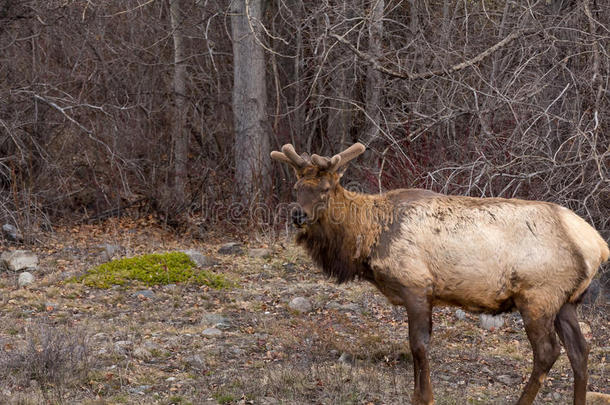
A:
<box><xmin>327</xmin><ymin>0</ymin><xmax>355</xmax><ymax>149</ymax></box>
<box><xmin>231</xmin><ymin>0</ymin><xmax>271</xmax><ymax>204</ymax></box>
<box><xmin>364</xmin><ymin>0</ymin><xmax>384</xmax><ymax>144</ymax></box>
<box><xmin>170</xmin><ymin>0</ymin><xmax>188</xmax><ymax>208</ymax></box>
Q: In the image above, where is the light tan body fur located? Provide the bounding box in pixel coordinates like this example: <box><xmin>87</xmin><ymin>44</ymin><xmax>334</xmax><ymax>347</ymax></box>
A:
<box><xmin>369</xmin><ymin>193</ymin><xmax>608</xmax><ymax>319</ymax></box>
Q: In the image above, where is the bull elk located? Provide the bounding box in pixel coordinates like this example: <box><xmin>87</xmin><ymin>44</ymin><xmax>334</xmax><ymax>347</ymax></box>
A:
<box><xmin>271</xmin><ymin>142</ymin><xmax>608</xmax><ymax>405</ymax></box>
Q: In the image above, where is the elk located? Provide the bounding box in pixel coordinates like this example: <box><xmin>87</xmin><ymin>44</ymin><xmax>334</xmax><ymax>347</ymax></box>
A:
<box><xmin>271</xmin><ymin>142</ymin><xmax>608</xmax><ymax>405</ymax></box>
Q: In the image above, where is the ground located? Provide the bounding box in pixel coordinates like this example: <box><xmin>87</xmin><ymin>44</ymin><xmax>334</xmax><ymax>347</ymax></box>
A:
<box><xmin>0</xmin><ymin>219</ymin><xmax>608</xmax><ymax>404</ymax></box>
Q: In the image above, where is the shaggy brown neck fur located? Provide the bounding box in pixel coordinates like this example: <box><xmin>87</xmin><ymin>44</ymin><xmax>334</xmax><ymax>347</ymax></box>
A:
<box><xmin>295</xmin><ymin>186</ymin><xmax>394</xmax><ymax>283</ymax></box>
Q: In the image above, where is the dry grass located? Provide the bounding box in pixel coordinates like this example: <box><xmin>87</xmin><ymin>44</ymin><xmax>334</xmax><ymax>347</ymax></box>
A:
<box><xmin>0</xmin><ymin>320</ymin><xmax>92</xmax><ymax>404</ymax></box>
<box><xmin>0</xmin><ymin>220</ymin><xmax>607</xmax><ymax>404</ymax></box>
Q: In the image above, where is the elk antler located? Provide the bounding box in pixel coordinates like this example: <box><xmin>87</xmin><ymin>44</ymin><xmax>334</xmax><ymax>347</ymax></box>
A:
<box><xmin>270</xmin><ymin>144</ymin><xmax>309</xmax><ymax>170</ymax></box>
<box><xmin>311</xmin><ymin>142</ymin><xmax>365</xmax><ymax>172</ymax></box>
<box><xmin>272</xmin><ymin>142</ymin><xmax>365</xmax><ymax>172</ymax></box>
<box><xmin>336</xmin><ymin>142</ymin><xmax>365</xmax><ymax>168</ymax></box>
<box><xmin>311</xmin><ymin>154</ymin><xmax>341</xmax><ymax>171</ymax></box>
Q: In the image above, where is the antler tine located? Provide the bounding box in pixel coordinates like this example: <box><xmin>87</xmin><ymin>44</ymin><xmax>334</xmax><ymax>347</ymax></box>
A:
<box><xmin>311</xmin><ymin>154</ymin><xmax>329</xmax><ymax>168</ymax></box>
<box><xmin>332</xmin><ymin>142</ymin><xmax>365</xmax><ymax>170</ymax></box>
<box><xmin>270</xmin><ymin>151</ymin><xmax>295</xmax><ymax>166</ymax></box>
<box><xmin>312</xmin><ymin>154</ymin><xmax>341</xmax><ymax>171</ymax></box>
<box><xmin>281</xmin><ymin>144</ymin><xmax>308</xmax><ymax>168</ymax></box>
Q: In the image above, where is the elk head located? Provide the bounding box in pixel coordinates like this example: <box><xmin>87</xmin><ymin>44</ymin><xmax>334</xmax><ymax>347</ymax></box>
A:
<box><xmin>271</xmin><ymin>142</ymin><xmax>366</xmax><ymax>227</ymax></box>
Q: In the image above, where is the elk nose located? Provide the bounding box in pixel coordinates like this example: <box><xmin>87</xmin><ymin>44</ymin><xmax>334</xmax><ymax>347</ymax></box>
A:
<box><xmin>291</xmin><ymin>208</ymin><xmax>308</xmax><ymax>228</ymax></box>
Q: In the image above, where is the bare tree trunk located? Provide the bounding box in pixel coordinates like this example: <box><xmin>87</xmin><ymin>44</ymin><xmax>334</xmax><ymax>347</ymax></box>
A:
<box><xmin>170</xmin><ymin>0</ymin><xmax>188</xmax><ymax>208</ymax></box>
<box><xmin>364</xmin><ymin>0</ymin><xmax>384</xmax><ymax>144</ymax></box>
<box><xmin>327</xmin><ymin>1</ymin><xmax>355</xmax><ymax>149</ymax></box>
<box><xmin>231</xmin><ymin>0</ymin><xmax>270</xmax><ymax>203</ymax></box>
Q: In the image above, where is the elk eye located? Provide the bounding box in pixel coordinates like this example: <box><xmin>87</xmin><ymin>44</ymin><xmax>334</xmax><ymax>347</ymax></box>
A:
<box><xmin>322</xmin><ymin>186</ymin><xmax>331</xmax><ymax>193</ymax></box>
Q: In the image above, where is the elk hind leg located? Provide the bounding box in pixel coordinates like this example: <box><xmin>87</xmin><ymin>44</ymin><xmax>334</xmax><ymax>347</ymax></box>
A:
<box><xmin>516</xmin><ymin>310</ymin><xmax>561</xmax><ymax>405</ymax></box>
<box><xmin>403</xmin><ymin>291</ymin><xmax>433</xmax><ymax>405</ymax></box>
<box><xmin>554</xmin><ymin>302</ymin><xmax>589</xmax><ymax>405</ymax></box>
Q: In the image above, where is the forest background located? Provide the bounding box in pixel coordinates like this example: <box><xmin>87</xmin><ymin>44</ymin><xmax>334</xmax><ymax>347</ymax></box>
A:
<box><xmin>1</xmin><ymin>0</ymin><xmax>608</xmax><ymax>248</ymax></box>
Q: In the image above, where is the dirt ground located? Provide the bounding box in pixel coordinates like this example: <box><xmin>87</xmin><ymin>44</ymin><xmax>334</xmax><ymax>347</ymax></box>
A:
<box><xmin>0</xmin><ymin>219</ymin><xmax>608</xmax><ymax>404</ymax></box>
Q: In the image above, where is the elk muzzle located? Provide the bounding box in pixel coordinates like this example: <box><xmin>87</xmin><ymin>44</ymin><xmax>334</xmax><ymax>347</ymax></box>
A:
<box><xmin>291</xmin><ymin>207</ymin><xmax>309</xmax><ymax>228</ymax></box>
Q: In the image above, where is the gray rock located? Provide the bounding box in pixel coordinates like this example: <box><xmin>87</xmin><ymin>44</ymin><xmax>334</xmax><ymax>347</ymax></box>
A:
<box><xmin>455</xmin><ymin>309</ymin><xmax>467</xmax><ymax>320</ymax></box>
<box><xmin>480</xmin><ymin>314</ymin><xmax>504</xmax><ymax>330</ymax></box>
<box><xmin>289</xmin><ymin>297</ymin><xmax>312</xmax><ymax>313</ymax></box>
<box><xmin>1</xmin><ymin>250</ymin><xmax>38</xmax><ymax>271</ymax></box>
<box><xmin>326</xmin><ymin>301</ymin><xmax>360</xmax><ymax>313</ymax></box>
<box><xmin>282</xmin><ymin>262</ymin><xmax>297</xmax><ymax>273</ymax></box>
<box><xmin>481</xmin><ymin>366</ymin><xmax>493</xmax><ymax>374</ymax></box>
<box><xmin>142</xmin><ymin>340</ymin><xmax>163</xmax><ymax>353</ymax></box>
<box><xmin>181</xmin><ymin>249</ymin><xmax>218</xmax><ymax>267</ymax></box>
<box><xmin>579</xmin><ymin>322</ymin><xmax>592</xmax><ymax>336</ymax></box>
<box><xmin>128</xmin><ymin>385</ymin><xmax>151</xmax><ymax>395</ymax></box>
<box><xmin>133</xmin><ymin>346</ymin><xmax>152</xmax><ymax>360</ymax></box>
<box><xmin>326</xmin><ymin>302</ymin><xmax>341</xmax><ymax>310</ymax></box>
<box><xmin>99</xmin><ymin>243</ymin><xmax>121</xmax><ymax>262</ymax></box>
<box><xmin>496</xmin><ymin>374</ymin><xmax>520</xmax><ymax>385</ymax></box>
<box><xmin>202</xmin><ymin>327</ymin><xmax>222</xmax><ymax>338</ymax></box>
<box><xmin>184</xmin><ymin>354</ymin><xmax>206</xmax><ymax>370</ymax></box>
<box><xmin>18</xmin><ymin>272</ymin><xmax>34</xmax><ymax>287</ymax></box>
<box><xmin>214</xmin><ymin>321</ymin><xmax>232</xmax><ymax>331</ymax></box>
<box><xmin>218</xmin><ymin>242</ymin><xmax>243</xmax><ymax>255</ymax></box>
<box><xmin>92</xmin><ymin>332</ymin><xmax>109</xmax><ymax>342</ymax></box>
<box><xmin>2</xmin><ymin>224</ymin><xmax>22</xmax><ymax>242</ymax></box>
<box><xmin>248</xmin><ymin>248</ymin><xmax>271</xmax><ymax>258</ymax></box>
<box><xmin>202</xmin><ymin>313</ymin><xmax>229</xmax><ymax>325</ymax></box>
<box><xmin>338</xmin><ymin>352</ymin><xmax>354</xmax><ymax>365</ymax></box>
<box><xmin>114</xmin><ymin>340</ymin><xmax>133</xmax><ymax>355</ymax></box>
<box><xmin>133</xmin><ymin>289</ymin><xmax>155</xmax><ymax>299</ymax></box>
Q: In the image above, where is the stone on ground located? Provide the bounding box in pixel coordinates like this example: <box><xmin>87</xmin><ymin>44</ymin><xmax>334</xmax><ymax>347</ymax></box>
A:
<box><xmin>289</xmin><ymin>297</ymin><xmax>312</xmax><ymax>313</ymax></box>
<box><xmin>99</xmin><ymin>243</ymin><xmax>122</xmax><ymax>262</ymax></box>
<box><xmin>184</xmin><ymin>354</ymin><xmax>206</xmax><ymax>370</ymax></box>
<box><xmin>133</xmin><ymin>289</ymin><xmax>155</xmax><ymax>299</ymax></box>
<box><xmin>1</xmin><ymin>250</ymin><xmax>39</xmax><ymax>271</ymax></box>
<box><xmin>202</xmin><ymin>327</ymin><xmax>222</xmax><ymax>337</ymax></box>
<box><xmin>479</xmin><ymin>314</ymin><xmax>504</xmax><ymax>330</ymax></box>
<box><xmin>181</xmin><ymin>249</ymin><xmax>218</xmax><ymax>267</ymax></box>
<box><xmin>2</xmin><ymin>224</ymin><xmax>22</xmax><ymax>242</ymax></box>
<box><xmin>248</xmin><ymin>248</ymin><xmax>271</xmax><ymax>258</ymax></box>
<box><xmin>18</xmin><ymin>271</ymin><xmax>35</xmax><ymax>287</ymax></box>
<box><xmin>217</xmin><ymin>242</ymin><xmax>243</xmax><ymax>255</ymax></box>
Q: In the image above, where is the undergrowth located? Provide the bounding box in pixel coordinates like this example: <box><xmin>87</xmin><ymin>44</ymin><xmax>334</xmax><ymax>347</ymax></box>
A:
<box><xmin>0</xmin><ymin>322</ymin><xmax>92</xmax><ymax>403</ymax></box>
<box><xmin>70</xmin><ymin>252</ymin><xmax>231</xmax><ymax>289</ymax></box>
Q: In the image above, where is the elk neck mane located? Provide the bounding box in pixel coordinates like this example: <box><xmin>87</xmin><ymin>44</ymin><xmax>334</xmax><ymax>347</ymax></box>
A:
<box><xmin>295</xmin><ymin>186</ymin><xmax>394</xmax><ymax>283</ymax></box>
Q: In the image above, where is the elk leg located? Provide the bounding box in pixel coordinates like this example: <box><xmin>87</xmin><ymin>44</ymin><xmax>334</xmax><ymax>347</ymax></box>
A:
<box><xmin>403</xmin><ymin>291</ymin><xmax>433</xmax><ymax>405</ymax></box>
<box><xmin>516</xmin><ymin>311</ymin><xmax>561</xmax><ymax>405</ymax></box>
<box><xmin>554</xmin><ymin>303</ymin><xmax>589</xmax><ymax>405</ymax></box>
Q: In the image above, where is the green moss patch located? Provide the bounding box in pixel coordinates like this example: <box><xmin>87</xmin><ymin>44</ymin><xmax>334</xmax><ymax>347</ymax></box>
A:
<box><xmin>71</xmin><ymin>252</ymin><xmax>231</xmax><ymax>289</ymax></box>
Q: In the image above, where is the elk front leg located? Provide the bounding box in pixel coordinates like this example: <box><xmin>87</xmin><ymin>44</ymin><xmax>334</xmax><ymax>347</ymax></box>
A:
<box><xmin>403</xmin><ymin>290</ymin><xmax>434</xmax><ymax>405</ymax></box>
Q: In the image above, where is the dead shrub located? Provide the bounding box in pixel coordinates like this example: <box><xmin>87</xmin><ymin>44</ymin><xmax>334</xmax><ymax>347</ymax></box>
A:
<box><xmin>0</xmin><ymin>321</ymin><xmax>92</xmax><ymax>402</ymax></box>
